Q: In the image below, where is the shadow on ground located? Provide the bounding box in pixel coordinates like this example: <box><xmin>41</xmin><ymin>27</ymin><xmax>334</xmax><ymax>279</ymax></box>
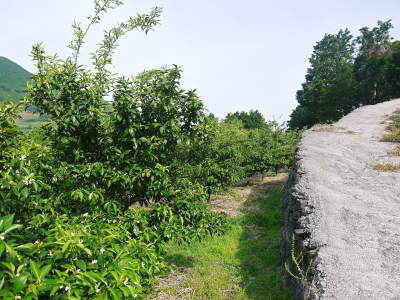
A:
<box><xmin>234</xmin><ymin>174</ymin><xmax>292</xmax><ymax>300</ymax></box>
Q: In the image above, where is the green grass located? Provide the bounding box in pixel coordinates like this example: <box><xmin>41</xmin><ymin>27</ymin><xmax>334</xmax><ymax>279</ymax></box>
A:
<box><xmin>157</xmin><ymin>191</ymin><xmax>291</xmax><ymax>300</ymax></box>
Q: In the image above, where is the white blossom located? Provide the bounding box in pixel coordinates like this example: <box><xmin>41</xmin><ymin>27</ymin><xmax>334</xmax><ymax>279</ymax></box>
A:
<box><xmin>0</xmin><ymin>236</ymin><xmax>4</xmax><ymax>240</ymax></box>
<box><xmin>91</xmin><ymin>259</ymin><xmax>98</xmax><ymax>264</ymax></box>
<box><xmin>100</xmin><ymin>248</ymin><xmax>106</xmax><ymax>254</ymax></box>
<box><xmin>21</xmin><ymin>155</ymin><xmax>27</xmax><ymax>160</ymax></box>
<box><xmin>23</xmin><ymin>176</ymin><xmax>35</xmax><ymax>186</ymax></box>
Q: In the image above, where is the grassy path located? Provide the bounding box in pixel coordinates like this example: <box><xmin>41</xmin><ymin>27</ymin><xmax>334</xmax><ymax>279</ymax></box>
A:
<box><xmin>150</xmin><ymin>174</ymin><xmax>292</xmax><ymax>300</ymax></box>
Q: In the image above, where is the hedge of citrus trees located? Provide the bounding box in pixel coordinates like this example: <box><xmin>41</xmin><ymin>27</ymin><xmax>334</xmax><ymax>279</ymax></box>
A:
<box><xmin>0</xmin><ymin>1</ymin><xmax>300</xmax><ymax>299</ymax></box>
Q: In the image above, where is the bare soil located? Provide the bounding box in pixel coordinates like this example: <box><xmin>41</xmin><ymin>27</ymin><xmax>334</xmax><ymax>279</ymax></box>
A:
<box><xmin>210</xmin><ymin>173</ymin><xmax>287</xmax><ymax>217</ymax></box>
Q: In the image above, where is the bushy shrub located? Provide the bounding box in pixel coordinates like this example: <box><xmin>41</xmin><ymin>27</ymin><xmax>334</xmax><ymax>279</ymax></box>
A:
<box><xmin>0</xmin><ymin>1</ymin><xmax>230</xmax><ymax>298</ymax></box>
<box><xmin>172</xmin><ymin>117</ymin><xmax>301</xmax><ymax>198</ymax></box>
<box><xmin>0</xmin><ymin>0</ymin><xmax>300</xmax><ymax>298</ymax></box>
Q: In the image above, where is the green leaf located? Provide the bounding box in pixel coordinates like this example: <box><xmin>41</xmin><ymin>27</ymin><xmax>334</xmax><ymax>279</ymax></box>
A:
<box><xmin>0</xmin><ymin>242</ymin><xmax>4</xmax><ymax>256</ymax></box>
<box><xmin>109</xmin><ymin>288</ymin><xmax>122</xmax><ymax>300</ymax></box>
<box><xmin>13</xmin><ymin>277</ymin><xmax>27</xmax><ymax>293</ymax></box>
<box><xmin>3</xmin><ymin>223</ymin><xmax>23</xmax><ymax>235</ymax></box>
<box><xmin>30</xmin><ymin>260</ymin><xmax>41</xmax><ymax>282</ymax></box>
<box><xmin>77</xmin><ymin>243</ymin><xmax>92</xmax><ymax>256</ymax></box>
<box><xmin>1</xmin><ymin>214</ymin><xmax>14</xmax><ymax>229</ymax></box>
<box><xmin>4</xmin><ymin>243</ymin><xmax>19</xmax><ymax>258</ymax></box>
<box><xmin>22</xmin><ymin>187</ymin><xmax>29</xmax><ymax>198</ymax></box>
<box><xmin>76</xmin><ymin>260</ymin><xmax>87</xmax><ymax>271</ymax></box>
<box><xmin>61</xmin><ymin>240</ymin><xmax>71</xmax><ymax>253</ymax></box>
<box><xmin>1</xmin><ymin>261</ymin><xmax>15</xmax><ymax>273</ymax></box>
<box><xmin>39</xmin><ymin>264</ymin><xmax>51</xmax><ymax>280</ymax></box>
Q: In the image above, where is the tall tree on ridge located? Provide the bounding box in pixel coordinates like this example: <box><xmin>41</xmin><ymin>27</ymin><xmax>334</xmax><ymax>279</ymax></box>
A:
<box><xmin>289</xmin><ymin>29</ymin><xmax>356</xmax><ymax>129</ymax></box>
<box><xmin>354</xmin><ymin>20</ymin><xmax>394</xmax><ymax>105</ymax></box>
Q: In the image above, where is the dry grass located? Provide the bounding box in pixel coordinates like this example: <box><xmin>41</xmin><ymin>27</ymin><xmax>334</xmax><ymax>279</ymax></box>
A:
<box><xmin>311</xmin><ymin>124</ymin><xmax>356</xmax><ymax>134</ymax></box>
<box><xmin>210</xmin><ymin>173</ymin><xmax>288</xmax><ymax>217</ymax></box>
<box><xmin>387</xmin><ymin>146</ymin><xmax>400</xmax><ymax>156</ymax></box>
<box><xmin>381</xmin><ymin>109</ymin><xmax>400</xmax><ymax>143</ymax></box>
<box><xmin>372</xmin><ymin>163</ymin><xmax>400</xmax><ymax>172</ymax></box>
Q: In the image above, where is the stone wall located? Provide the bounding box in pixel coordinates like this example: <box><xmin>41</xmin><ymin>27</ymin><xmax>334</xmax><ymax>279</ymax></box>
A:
<box><xmin>280</xmin><ymin>99</ymin><xmax>400</xmax><ymax>299</ymax></box>
<box><xmin>281</xmin><ymin>148</ymin><xmax>321</xmax><ymax>299</ymax></box>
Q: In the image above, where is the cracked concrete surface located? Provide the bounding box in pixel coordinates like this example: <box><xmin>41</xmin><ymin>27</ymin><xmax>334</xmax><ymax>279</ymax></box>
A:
<box><xmin>292</xmin><ymin>99</ymin><xmax>400</xmax><ymax>299</ymax></box>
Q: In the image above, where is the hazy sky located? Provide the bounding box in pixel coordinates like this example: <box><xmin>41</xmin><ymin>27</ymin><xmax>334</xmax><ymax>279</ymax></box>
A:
<box><xmin>1</xmin><ymin>1</ymin><xmax>400</xmax><ymax>121</ymax></box>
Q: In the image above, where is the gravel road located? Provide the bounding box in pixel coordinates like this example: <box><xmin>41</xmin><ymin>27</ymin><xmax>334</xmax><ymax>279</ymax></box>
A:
<box><xmin>297</xmin><ymin>99</ymin><xmax>400</xmax><ymax>299</ymax></box>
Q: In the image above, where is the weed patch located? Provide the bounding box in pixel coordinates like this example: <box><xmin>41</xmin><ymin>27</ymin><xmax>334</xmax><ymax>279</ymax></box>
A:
<box><xmin>381</xmin><ymin>109</ymin><xmax>400</xmax><ymax>143</ymax></box>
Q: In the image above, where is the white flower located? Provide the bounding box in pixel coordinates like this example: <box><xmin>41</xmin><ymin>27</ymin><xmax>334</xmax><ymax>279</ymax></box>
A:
<box><xmin>77</xmin><ymin>269</ymin><xmax>81</xmax><ymax>272</ymax></box>
<box><xmin>123</xmin><ymin>278</ymin><xmax>129</xmax><ymax>286</ymax></box>
<box><xmin>48</xmin><ymin>251</ymin><xmax>53</xmax><ymax>257</ymax></box>
<box><xmin>95</xmin><ymin>288</ymin><xmax>100</xmax><ymax>293</ymax></box>
<box><xmin>23</xmin><ymin>176</ymin><xmax>35</xmax><ymax>186</ymax></box>
<box><xmin>21</xmin><ymin>155</ymin><xmax>27</xmax><ymax>160</ymax></box>
<box><xmin>59</xmin><ymin>285</ymin><xmax>64</xmax><ymax>290</ymax></box>
<box><xmin>100</xmin><ymin>248</ymin><xmax>106</xmax><ymax>254</ymax></box>
<box><xmin>65</xmin><ymin>286</ymin><xmax>70</xmax><ymax>291</ymax></box>
<box><xmin>91</xmin><ymin>259</ymin><xmax>98</xmax><ymax>264</ymax></box>
<box><xmin>0</xmin><ymin>236</ymin><xmax>4</xmax><ymax>240</ymax></box>
<box><xmin>34</xmin><ymin>240</ymin><xmax>40</xmax><ymax>245</ymax></box>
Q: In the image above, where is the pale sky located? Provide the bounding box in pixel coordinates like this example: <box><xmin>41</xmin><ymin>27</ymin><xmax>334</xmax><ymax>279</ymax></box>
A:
<box><xmin>1</xmin><ymin>1</ymin><xmax>400</xmax><ymax>121</ymax></box>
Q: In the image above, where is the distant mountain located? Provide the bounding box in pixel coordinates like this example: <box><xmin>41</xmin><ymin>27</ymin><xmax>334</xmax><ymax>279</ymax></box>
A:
<box><xmin>0</xmin><ymin>56</ymin><xmax>31</xmax><ymax>103</ymax></box>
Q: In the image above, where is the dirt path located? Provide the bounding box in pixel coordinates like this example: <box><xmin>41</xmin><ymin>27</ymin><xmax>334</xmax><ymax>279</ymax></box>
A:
<box><xmin>150</xmin><ymin>174</ymin><xmax>288</xmax><ymax>300</ymax></box>
<box><xmin>211</xmin><ymin>173</ymin><xmax>288</xmax><ymax>217</ymax></box>
<box><xmin>294</xmin><ymin>99</ymin><xmax>400</xmax><ymax>299</ymax></box>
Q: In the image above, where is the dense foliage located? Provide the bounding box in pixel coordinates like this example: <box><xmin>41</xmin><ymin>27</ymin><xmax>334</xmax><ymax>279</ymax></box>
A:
<box><xmin>224</xmin><ymin>110</ymin><xmax>266</xmax><ymax>129</ymax></box>
<box><xmin>289</xmin><ymin>20</ymin><xmax>400</xmax><ymax>129</ymax></box>
<box><xmin>0</xmin><ymin>1</ymin><xmax>300</xmax><ymax>298</ymax></box>
<box><xmin>173</xmin><ymin>118</ymin><xmax>300</xmax><ymax>199</ymax></box>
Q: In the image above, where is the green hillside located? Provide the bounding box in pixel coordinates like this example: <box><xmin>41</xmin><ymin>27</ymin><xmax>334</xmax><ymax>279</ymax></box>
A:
<box><xmin>0</xmin><ymin>56</ymin><xmax>31</xmax><ymax>103</ymax></box>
